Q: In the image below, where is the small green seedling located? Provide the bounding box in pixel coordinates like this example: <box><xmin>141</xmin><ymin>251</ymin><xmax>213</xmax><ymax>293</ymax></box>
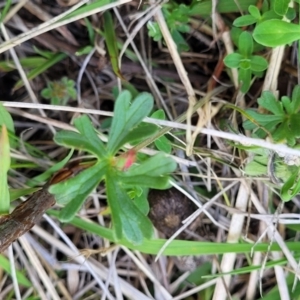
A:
<box><xmin>241</xmin><ymin>145</ymin><xmax>300</xmax><ymax>202</ymax></box>
<box><xmin>232</xmin><ymin>3</ymin><xmax>283</xmax><ymax>27</ymax></box>
<box><xmin>240</xmin><ymin>85</ymin><xmax>300</xmax><ymax>201</ymax></box>
<box><xmin>242</xmin><ymin>0</ymin><xmax>298</xmax><ymax>47</ymax></box>
<box><xmin>41</xmin><ymin>77</ymin><xmax>77</xmax><ymax>105</ymax></box>
<box><xmin>147</xmin><ymin>3</ymin><xmax>190</xmax><ymax>52</ymax></box>
<box><xmin>243</xmin><ymin>85</ymin><xmax>300</xmax><ymax>146</ymax></box>
<box><xmin>224</xmin><ymin>31</ymin><xmax>268</xmax><ymax>93</ymax></box>
<box><xmin>49</xmin><ymin>90</ymin><xmax>177</xmax><ymax>245</ymax></box>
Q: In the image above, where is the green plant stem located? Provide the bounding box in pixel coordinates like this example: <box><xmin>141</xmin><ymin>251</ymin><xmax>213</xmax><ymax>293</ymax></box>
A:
<box><xmin>47</xmin><ymin>210</ymin><xmax>300</xmax><ymax>256</ymax></box>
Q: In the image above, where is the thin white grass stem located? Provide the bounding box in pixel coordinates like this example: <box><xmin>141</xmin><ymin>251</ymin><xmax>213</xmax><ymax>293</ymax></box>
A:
<box><xmin>42</xmin><ymin>215</ymin><xmax>115</xmax><ymax>300</ymax></box>
<box><xmin>31</xmin><ymin>224</ymin><xmax>152</xmax><ymax>300</ymax></box>
<box><xmin>8</xmin><ymin>246</ymin><xmax>21</xmax><ymax>300</ymax></box>
<box><xmin>19</xmin><ymin>235</ymin><xmax>61</xmax><ymax>300</ymax></box>
<box><xmin>172</xmin><ymin>278</ymin><xmax>218</xmax><ymax>300</ymax></box>
<box><xmin>120</xmin><ymin>246</ymin><xmax>172</xmax><ymax>299</ymax></box>
<box><xmin>151</xmin><ymin>2</ymin><xmax>196</xmax><ymax>156</ymax></box>
<box><xmin>77</xmin><ymin>47</ymin><xmax>96</xmax><ymax>105</ymax></box>
<box><xmin>169</xmin><ymin>271</ymin><xmax>191</xmax><ymax>293</ymax></box>
<box><xmin>3</xmin><ymin>0</ymin><xmax>28</xmax><ymax>23</ymax></box>
<box><xmin>212</xmin><ymin>181</ymin><xmax>249</xmax><ymax>300</ymax></box>
<box><xmin>246</xmin><ymin>251</ymin><xmax>262</xmax><ymax>300</ymax></box>
<box><xmin>4</xmin><ymin>101</ymin><xmax>300</xmax><ymax>157</ymax></box>
<box><xmin>13</xmin><ymin>242</ymin><xmax>48</xmax><ymax>299</ymax></box>
<box><xmin>250</xmin><ymin>192</ymin><xmax>300</xmax><ymax>276</ymax></box>
<box><xmin>102</xmin><ymin>248</ymin><xmax>123</xmax><ymax>300</ymax></box>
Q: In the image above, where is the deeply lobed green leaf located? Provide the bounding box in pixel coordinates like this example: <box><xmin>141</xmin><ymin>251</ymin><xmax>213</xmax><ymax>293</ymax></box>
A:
<box><xmin>107</xmin><ymin>91</ymin><xmax>154</xmax><ymax>154</ymax></box>
<box><xmin>106</xmin><ymin>169</ymin><xmax>153</xmax><ymax>244</ymax></box>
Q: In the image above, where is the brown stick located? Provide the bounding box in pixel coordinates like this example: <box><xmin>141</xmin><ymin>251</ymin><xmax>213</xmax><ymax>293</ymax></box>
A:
<box><xmin>0</xmin><ymin>162</ymin><xmax>94</xmax><ymax>252</ymax></box>
<box><xmin>0</xmin><ymin>182</ymin><xmax>55</xmax><ymax>253</ymax></box>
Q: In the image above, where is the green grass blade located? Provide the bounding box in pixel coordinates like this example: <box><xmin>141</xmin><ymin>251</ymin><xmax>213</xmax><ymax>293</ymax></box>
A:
<box><xmin>0</xmin><ymin>126</ymin><xmax>10</xmax><ymax>214</ymax></box>
<box><xmin>0</xmin><ymin>255</ymin><xmax>32</xmax><ymax>287</ymax></box>
<box><xmin>47</xmin><ymin>210</ymin><xmax>300</xmax><ymax>256</ymax></box>
<box><xmin>13</xmin><ymin>52</ymin><xmax>67</xmax><ymax>90</ymax></box>
<box><xmin>103</xmin><ymin>11</ymin><xmax>123</xmax><ymax>78</ymax></box>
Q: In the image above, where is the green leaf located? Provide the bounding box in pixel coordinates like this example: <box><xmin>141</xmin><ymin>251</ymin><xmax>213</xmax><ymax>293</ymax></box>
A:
<box><xmin>9</xmin><ymin>187</ymin><xmax>40</xmax><ymax>202</ymax></box>
<box><xmin>189</xmin><ymin>0</ymin><xmax>258</xmax><ymax>17</ymax></box>
<box><xmin>286</xmin><ymin>7</ymin><xmax>296</xmax><ymax>21</ymax></box>
<box><xmin>281</xmin><ymin>96</ymin><xmax>293</xmax><ymax>114</ymax></box>
<box><xmin>74</xmin><ymin>115</ymin><xmax>106</xmax><ymax>156</ymax></box>
<box><xmin>248</xmin><ymin>5</ymin><xmax>261</xmax><ymax>19</ymax></box>
<box><xmin>243</xmin><ymin>110</ymin><xmax>282</xmax><ymax>129</ymax></box>
<box><xmin>0</xmin><ymin>103</ymin><xmax>14</xmax><ymax>134</ymax></box>
<box><xmin>54</xmin><ymin>116</ymin><xmax>106</xmax><ymax>158</ymax></box>
<box><xmin>27</xmin><ymin>149</ymin><xmax>74</xmax><ymax>186</ymax></box>
<box><xmin>230</xmin><ymin>27</ymin><xmax>243</xmax><ymax>47</ymax></box>
<box><xmin>150</xmin><ymin>110</ymin><xmax>172</xmax><ymax>153</ymax></box>
<box><xmin>14</xmin><ymin>52</ymin><xmax>67</xmax><ymax>90</ymax></box>
<box><xmin>272</xmin><ymin>121</ymin><xmax>295</xmax><ymax>145</ymax></box>
<box><xmin>244</xmin><ymin>85</ymin><xmax>300</xmax><ymax>146</ymax></box>
<box><xmin>257</xmin><ymin>91</ymin><xmax>284</xmax><ymax>115</ymax></box>
<box><xmin>224</xmin><ymin>53</ymin><xmax>243</xmax><ymax>68</ymax></box>
<box><xmin>0</xmin><ymin>57</ymin><xmax>46</xmax><ymax>72</ymax></box>
<box><xmin>75</xmin><ymin>45</ymin><xmax>94</xmax><ymax>56</ymax></box>
<box><xmin>103</xmin><ymin>11</ymin><xmax>123</xmax><ymax>78</ymax></box>
<box><xmin>49</xmin><ymin>161</ymin><xmax>107</xmax><ymax>222</ymax></box>
<box><xmin>0</xmin><ymin>254</ymin><xmax>32</xmax><ymax>287</ymax></box>
<box><xmin>118</xmin><ymin>123</ymin><xmax>158</xmax><ymax>147</ymax></box>
<box><xmin>84</xmin><ymin>17</ymin><xmax>95</xmax><ymax>45</ymax></box>
<box><xmin>155</xmin><ymin>135</ymin><xmax>172</xmax><ymax>153</ymax></box>
<box><xmin>239</xmin><ymin>59</ymin><xmax>251</xmax><ymax>69</ymax></box>
<box><xmin>250</xmin><ymin>55</ymin><xmax>268</xmax><ymax>72</ymax></box>
<box><xmin>107</xmin><ymin>91</ymin><xmax>154</xmax><ymax>154</ymax></box>
<box><xmin>289</xmin><ymin>115</ymin><xmax>300</xmax><ymax>137</ymax></box>
<box><xmin>0</xmin><ymin>0</ymin><xmax>12</xmax><ymax>23</ymax></box>
<box><xmin>151</xmin><ymin>109</ymin><xmax>165</xmax><ymax>120</ymax></box>
<box><xmin>274</xmin><ymin>0</ymin><xmax>290</xmax><ymax>16</ymax></box>
<box><xmin>253</xmin><ymin>20</ymin><xmax>300</xmax><ymax>47</ymax></box>
<box><xmin>238</xmin><ymin>67</ymin><xmax>251</xmax><ymax>93</ymax></box>
<box><xmin>124</xmin><ymin>153</ymin><xmax>177</xmax><ymax>177</ymax></box>
<box><xmin>106</xmin><ymin>169</ymin><xmax>153</xmax><ymax>244</ymax></box>
<box><xmin>120</xmin><ymin>175</ymin><xmax>172</xmax><ymax>189</ymax></box>
<box><xmin>238</xmin><ymin>31</ymin><xmax>253</xmax><ymax>57</ymax></box>
<box><xmin>133</xmin><ymin>188</ymin><xmax>150</xmax><ymax>215</ymax></box>
<box><xmin>171</xmin><ymin>29</ymin><xmax>190</xmax><ymax>52</ymax></box>
<box><xmin>58</xmin><ymin>0</ymin><xmax>112</xmax><ymax>20</ymax></box>
<box><xmin>244</xmin><ymin>160</ymin><xmax>267</xmax><ymax>176</ymax></box>
<box><xmin>0</xmin><ymin>126</ymin><xmax>10</xmax><ymax>214</ymax></box>
<box><xmin>280</xmin><ymin>170</ymin><xmax>300</xmax><ymax>201</ymax></box>
<box><xmin>291</xmin><ymin>85</ymin><xmax>300</xmax><ymax>112</ymax></box>
<box><xmin>261</xmin><ymin>9</ymin><xmax>281</xmax><ymax>21</ymax></box>
<box><xmin>233</xmin><ymin>15</ymin><xmax>257</xmax><ymax>27</ymax></box>
<box><xmin>147</xmin><ymin>21</ymin><xmax>162</xmax><ymax>42</ymax></box>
